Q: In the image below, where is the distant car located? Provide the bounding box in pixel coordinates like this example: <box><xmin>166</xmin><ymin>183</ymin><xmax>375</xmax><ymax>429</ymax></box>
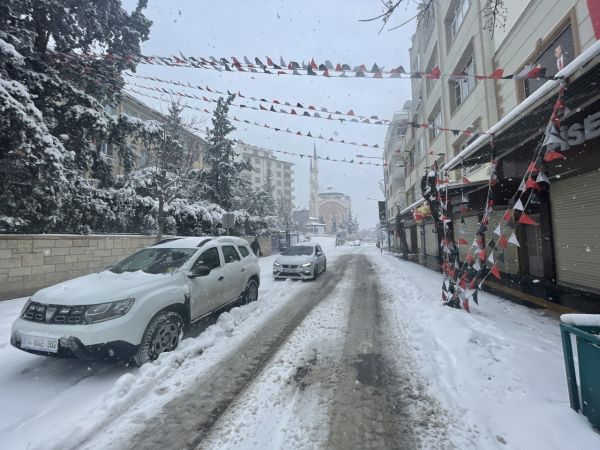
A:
<box><xmin>11</xmin><ymin>236</ymin><xmax>260</xmax><ymax>365</ymax></box>
<box><xmin>273</xmin><ymin>243</ymin><xmax>326</xmax><ymax>280</ymax></box>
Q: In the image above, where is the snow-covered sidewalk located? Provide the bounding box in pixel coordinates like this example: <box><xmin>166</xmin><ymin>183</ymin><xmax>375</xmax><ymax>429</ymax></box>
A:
<box><xmin>371</xmin><ymin>248</ymin><xmax>600</xmax><ymax>449</ymax></box>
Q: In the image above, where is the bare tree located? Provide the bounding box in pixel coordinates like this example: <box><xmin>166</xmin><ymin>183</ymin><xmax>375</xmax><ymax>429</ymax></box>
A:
<box><xmin>361</xmin><ymin>0</ymin><xmax>506</xmax><ymax>35</ymax></box>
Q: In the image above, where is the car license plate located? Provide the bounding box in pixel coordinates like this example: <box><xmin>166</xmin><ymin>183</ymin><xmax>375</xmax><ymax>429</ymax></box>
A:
<box><xmin>21</xmin><ymin>334</ymin><xmax>59</xmax><ymax>353</ymax></box>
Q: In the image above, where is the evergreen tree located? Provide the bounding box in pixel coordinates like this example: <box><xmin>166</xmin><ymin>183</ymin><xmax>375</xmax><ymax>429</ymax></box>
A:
<box><xmin>0</xmin><ymin>0</ymin><xmax>151</xmax><ymax>232</ymax></box>
<box><xmin>262</xmin><ymin>165</ymin><xmax>277</xmax><ymax>215</ymax></box>
<box><xmin>125</xmin><ymin>102</ymin><xmax>202</xmax><ymax>240</ymax></box>
<box><xmin>203</xmin><ymin>94</ymin><xmax>251</xmax><ymax>212</ymax></box>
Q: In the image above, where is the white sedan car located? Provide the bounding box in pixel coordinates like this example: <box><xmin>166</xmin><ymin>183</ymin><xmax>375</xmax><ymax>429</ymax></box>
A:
<box><xmin>272</xmin><ymin>243</ymin><xmax>326</xmax><ymax>280</ymax></box>
<box><xmin>11</xmin><ymin>236</ymin><xmax>259</xmax><ymax>365</ymax></box>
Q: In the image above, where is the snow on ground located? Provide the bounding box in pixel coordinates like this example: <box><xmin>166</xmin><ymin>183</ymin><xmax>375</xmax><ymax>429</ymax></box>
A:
<box><xmin>2</xmin><ymin>238</ymin><xmax>596</xmax><ymax>450</ymax></box>
<box><xmin>0</xmin><ymin>239</ymin><xmax>335</xmax><ymax>450</ymax></box>
<box><xmin>369</xmin><ymin>247</ymin><xmax>600</xmax><ymax>450</ymax></box>
<box><xmin>200</xmin><ymin>257</ymin><xmax>351</xmax><ymax>450</ymax></box>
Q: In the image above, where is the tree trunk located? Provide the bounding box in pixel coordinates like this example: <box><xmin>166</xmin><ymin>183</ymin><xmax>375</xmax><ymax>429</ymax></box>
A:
<box><xmin>157</xmin><ymin>191</ymin><xmax>165</xmax><ymax>243</ymax></box>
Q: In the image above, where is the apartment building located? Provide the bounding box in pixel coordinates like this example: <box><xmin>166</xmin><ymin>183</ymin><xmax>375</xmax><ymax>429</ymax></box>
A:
<box><xmin>237</xmin><ymin>142</ymin><xmax>295</xmax><ymax>211</ymax></box>
<box><xmin>383</xmin><ymin>104</ymin><xmax>410</xmax><ymax>251</ymax></box>
<box><xmin>102</xmin><ymin>94</ymin><xmax>206</xmax><ymax>175</ymax></box>
<box><xmin>443</xmin><ymin>0</ymin><xmax>600</xmax><ymax>303</ymax></box>
<box><xmin>394</xmin><ymin>0</ymin><xmax>498</xmax><ymax>267</ymax></box>
<box><xmin>393</xmin><ymin>0</ymin><xmax>600</xmax><ymax>308</ymax></box>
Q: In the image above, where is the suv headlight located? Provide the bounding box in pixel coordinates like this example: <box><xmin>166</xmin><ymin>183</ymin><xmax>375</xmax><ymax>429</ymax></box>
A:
<box><xmin>301</xmin><ymin>262</ymin><xmax>312</xmax><ymax>267</ymax></box>
<box><xmin>273</xmin><ymin>262</ymin><xmax>281</xmax><ymax>267</ymax></box>
<box><xmin>84</xmin><ymin>298</ymin><xmax>135</xmax><ymax>324</ymax></box>
<box><xmin>20</xmin><ymin>298</ymin><xmax>32</xmax><ymax>317</ymax></box>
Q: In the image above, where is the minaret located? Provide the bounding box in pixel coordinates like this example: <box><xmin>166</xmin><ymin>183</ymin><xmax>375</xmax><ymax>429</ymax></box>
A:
<box><xmin>309</xmin><ymin>142</ymin><xmax>319</xmax><ymax>218</ymax></box>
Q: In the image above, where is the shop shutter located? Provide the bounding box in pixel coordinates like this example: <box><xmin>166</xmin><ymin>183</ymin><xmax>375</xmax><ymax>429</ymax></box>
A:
<box><xmin>488</xmin><ymin>211</ymin><xmax>519</xmax><ymax>275</ymax></box>
<box><xmin>550</xmin><ymin>170</ymin><xmax>600</xmax><ymax>292</ymax></box>
<box><xmin>457</xmin><ymin>215</ymin><xmax>480</xmax><ymax>263</ymax></box>
<box><xmin>424</xmin><ymin>220</ymin><xmax>439</xmax><ymax>256</ymax></box>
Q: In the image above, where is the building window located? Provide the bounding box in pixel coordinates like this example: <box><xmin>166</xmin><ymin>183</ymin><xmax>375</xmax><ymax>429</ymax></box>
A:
<box><xmin>447</xmin><ymin>0</ymin><xmax>469</xmax><ymax>45</ymax></box>
<box><xmin>425</xmin><ymin>47</ymin><xmax>438</xmax><ymax>94</ymax></box>
<box><xmin>255</xmin><ymin>177</ymin><xmax>260</xmax><ymax>183</ymax></box>
<box><xmin>416</xmin><ymin>136</ymin><xmax>425</xmax><ymax>161</ymax></box>
<box><xmin>395</xmin><ymin>125</ymin><xmax>406</xmax><ymax>138</ymax></box>
<box><xmin>449</xmin><ymin>49</ymin><xmax>476</xmax><ymax>112</ymax></box>
<box><xmin>429</xmin><ymin>106</ymin><xmax>442</xmax><ymax>141</ymax></box>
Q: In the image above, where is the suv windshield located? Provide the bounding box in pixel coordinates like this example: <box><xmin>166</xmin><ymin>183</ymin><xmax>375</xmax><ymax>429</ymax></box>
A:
<box><xmin>110</xmin><ymin>248</ymin><xmax>197</xmax><ymax>274</ymax></box>
<box><xmin>282</xmin><ymin>246</ymin><xmax>314</xmax><ymax>256</ymax></box>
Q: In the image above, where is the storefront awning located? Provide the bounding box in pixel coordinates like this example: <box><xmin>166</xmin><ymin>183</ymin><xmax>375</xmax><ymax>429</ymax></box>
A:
<box><xmin>444</xmin><ymin>40</ymin><xmax>600</xmax><ymax>170</ymax></box>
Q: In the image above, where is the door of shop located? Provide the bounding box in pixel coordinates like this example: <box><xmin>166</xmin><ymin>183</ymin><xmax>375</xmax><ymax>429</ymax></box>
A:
<box><xmin>550</xmin><ymin>170</ymin><xmax>600</xmax><ymax>292</ymax></box>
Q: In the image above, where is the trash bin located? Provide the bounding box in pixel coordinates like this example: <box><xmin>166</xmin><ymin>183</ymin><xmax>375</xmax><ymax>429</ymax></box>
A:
<box><xmin>560</xmin><ymin>314</ymin><xmax>600</xmax><ymax>430</ymax></box>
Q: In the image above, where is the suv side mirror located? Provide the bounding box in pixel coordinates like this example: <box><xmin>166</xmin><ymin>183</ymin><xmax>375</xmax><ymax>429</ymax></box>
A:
<box><xmin>189</xmin><ymin>265</ymin><xmax>211</xmax><ymax>278</ymax></box>
<box><xmin>316</xmin><ymin>251</ymin><xmax>322</xmax><ymax>256</ymax></box>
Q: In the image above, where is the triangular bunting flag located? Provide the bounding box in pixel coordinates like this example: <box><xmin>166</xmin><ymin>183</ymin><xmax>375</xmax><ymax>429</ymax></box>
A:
<box><xmin>514</xmin><ymin>199</ymin><xmax>524</xmax><ymax>211</ymax></box>
<box><xmin>536</xmin><ymin>171</ymin><xmax>550</xmax><ymax>184</ymax></box>
<box><xmin>518</xmin><ymin>213</ymin><xmax>538</xmax><ymax>225</ymax></box>
<box><xmin>544</xmin><ymin>150</ymin><xmax>566</xmax><ymax>162</ymax></box>
<box><xmin>472</xmin><ymin>290</ymin><xmax>479</xmax><ymax>305</ymax></box>
<box><xmin>498</xmin><ymin>235</ymin><xmax>509</xmax><ymax>249</ymax></box>
<box><xmin>497</xmin><ymin>251</ymin><xmax>505</xmax><ymax>265</ymax></box>
<box><xmin>490</xmin><ymin>264</ymin><xmax>501</xmax><ymax>279</ymax></box>
<box><xmin>508</xmin><ymin>233</ymin><xmax>520</xmax><ymax>247</ymax></box>
<box><xmin>494</xmin><ymin>224</ymin><xmax>501</xmax><ymax>236</ymax></box>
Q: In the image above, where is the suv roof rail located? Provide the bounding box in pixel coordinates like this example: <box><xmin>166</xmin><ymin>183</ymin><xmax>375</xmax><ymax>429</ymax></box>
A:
<box><xmin>152</xmin><ymin>237</ymin><xmax>182</xmax><ymax>246</ymax></box>
<box><xmin>197</xmin><ymin>238</ymin><xmax>212</xmax><ymax>247</ymax></box>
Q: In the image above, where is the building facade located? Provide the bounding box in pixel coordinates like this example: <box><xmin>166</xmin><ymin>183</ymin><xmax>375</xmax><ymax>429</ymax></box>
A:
<box><xmin>318</xmin><ymin>191</ymin><xmax>352</xmax><ymax>234</ymax></box>
<box><xmin>103</xmin><ymin>94</ymin><xmax>206</xmax><ymax>175</ymax></box>
<box><xmin>237</xmin><ymin>142</ymin><xmax>295</xmax><ymax>211</ymax></box>
<box><xmin>394</xmin><ymin>0</ymin><xmax>600</xmax><ymax>309</ymax></box>
<box><xmin>383</xmin><ymin>104</ymin><xmax>410</xmax><ymax>251</ymax></box>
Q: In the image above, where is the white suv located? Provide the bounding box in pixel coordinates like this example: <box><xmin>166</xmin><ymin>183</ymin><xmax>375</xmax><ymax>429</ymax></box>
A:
<box><xmin>10</xmin><ymin>236</ymin><xmax>260</xmax><ymax>365</ymax></box>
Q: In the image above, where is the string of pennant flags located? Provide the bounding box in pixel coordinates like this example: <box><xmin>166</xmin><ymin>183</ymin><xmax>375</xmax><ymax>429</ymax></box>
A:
<box><xmin>48</xmin><ymin>50</ymin><xmax>563</xmax><ymax>82</ymax></box>
<box><xmin>427</xmin><ymin>80</ymin><xmax>569</xmax><ymax>311</ymax></box>
<box><xmin>125</xmin><ymin>87</ymin><xmax>384</xmax><ymax>150</ymax></box>
<box><xmin>124</xmin><ymin>74</ymin><xmax>499</xmax><ymax>139</ymax></box>
<box><xmin>124</xmin><ymin>73</ymin><xmax>390</xmax><ymax>125</ymax></box>
<box><xmin>409</xmin><ymin>121</ymin><xmax>492</xmax><ymax>139</ymax></box>
<box><xmin>126</xmin><ymin>81</ymin><xmax>387</xmax><ymax>127</ymax></box>
<box><xmin>235</xmin><ymin>140</ymin><xmax>401</xmax><ymax>168</ymax></box>
<box><xmin>125</xmin><ymin>83</ymin><xmax>495</xmax><ymax>144</ymax></box>
<box><xmin>171</xmin><ymin>120</ymin><xmax>394</xmax><ymax>169</ymax></box>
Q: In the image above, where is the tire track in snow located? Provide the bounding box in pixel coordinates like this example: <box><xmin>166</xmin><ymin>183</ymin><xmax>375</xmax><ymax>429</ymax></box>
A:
<box><xmin>123</xmin><ymin>255</ymin><xmax>353</xmax><ymax>450</ymax></box>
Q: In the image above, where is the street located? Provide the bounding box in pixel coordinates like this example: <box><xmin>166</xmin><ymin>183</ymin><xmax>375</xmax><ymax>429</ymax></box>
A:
<box><xmin>1</xmin><ymin>239</ymin><xmax>598</xmax><ymax>449</ymax></box>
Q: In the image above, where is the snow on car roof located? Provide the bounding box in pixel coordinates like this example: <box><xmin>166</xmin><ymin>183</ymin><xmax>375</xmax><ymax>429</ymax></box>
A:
<box><xmin>152</xmin><ymin>236</ymin><xmax>250</xmax><ymax>249</ymax></box>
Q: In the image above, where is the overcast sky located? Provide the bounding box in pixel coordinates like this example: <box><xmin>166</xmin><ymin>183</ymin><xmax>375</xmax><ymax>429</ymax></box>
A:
<box><xmin>123</xmin><ymin>0</ymin><xmax>417</xmax><ymax>229</ymax></box>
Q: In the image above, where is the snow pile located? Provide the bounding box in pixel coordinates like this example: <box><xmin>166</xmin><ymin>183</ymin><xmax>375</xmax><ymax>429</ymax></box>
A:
<box><xmin>560</xmin><ymin>314</ymin><xmax>600</xmax><ymax>327</ymax></box>
<box><xmin>370</xmin><ymin>249</ymin><xmax>600</xmax><ymax>449</ymax></box>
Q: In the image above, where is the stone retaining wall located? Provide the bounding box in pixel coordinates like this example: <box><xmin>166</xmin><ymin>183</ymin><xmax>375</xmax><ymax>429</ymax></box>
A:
<box><xmin>0</xmin><ymin>234</ymin><xmax>276</xmax><ymax>301</ymax></box>
<box><xmin>0</xmin><ymin>235</ymin><xmax>156</xmax><ymax>301</ymax></box>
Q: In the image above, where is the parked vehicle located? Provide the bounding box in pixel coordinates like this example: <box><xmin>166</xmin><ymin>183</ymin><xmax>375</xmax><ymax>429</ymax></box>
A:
<box><xmin>10</xmin><ymin>236</ymin><xmax>260</xmax><ymax>365</ymax></box>
<box><xmin>272</xmin><ymin>243</ymin><xmax>326</xmax><ymax>280</ymax></box>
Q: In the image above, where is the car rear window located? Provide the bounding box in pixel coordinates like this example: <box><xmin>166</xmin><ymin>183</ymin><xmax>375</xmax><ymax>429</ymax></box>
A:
<box><xmin>238</xmin><ymin>246</ymin><xmax>250</xmax><ymax>257</ymax></box>
<box><xmin>222</xmin><ymin>245</ymin><xmax>241</xmax><ymax>263</ymax></box>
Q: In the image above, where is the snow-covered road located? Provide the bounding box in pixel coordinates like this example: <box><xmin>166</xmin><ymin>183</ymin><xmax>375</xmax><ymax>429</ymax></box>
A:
<box><xmin>1</xmin><ymin>239</ymin><xmax>599</xmax><ymax>449</ymax></box>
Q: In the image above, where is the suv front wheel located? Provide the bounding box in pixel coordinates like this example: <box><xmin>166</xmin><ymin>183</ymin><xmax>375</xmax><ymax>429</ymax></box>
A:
<box><xmin>133</xmin><ymin>310</ymin><xmax>184</xmax><ymax>366</ymax></box>
<box><xmin>242</xmin><ymin>279</ymin><xmax>259</xmax><ymax>305</ymax></box>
